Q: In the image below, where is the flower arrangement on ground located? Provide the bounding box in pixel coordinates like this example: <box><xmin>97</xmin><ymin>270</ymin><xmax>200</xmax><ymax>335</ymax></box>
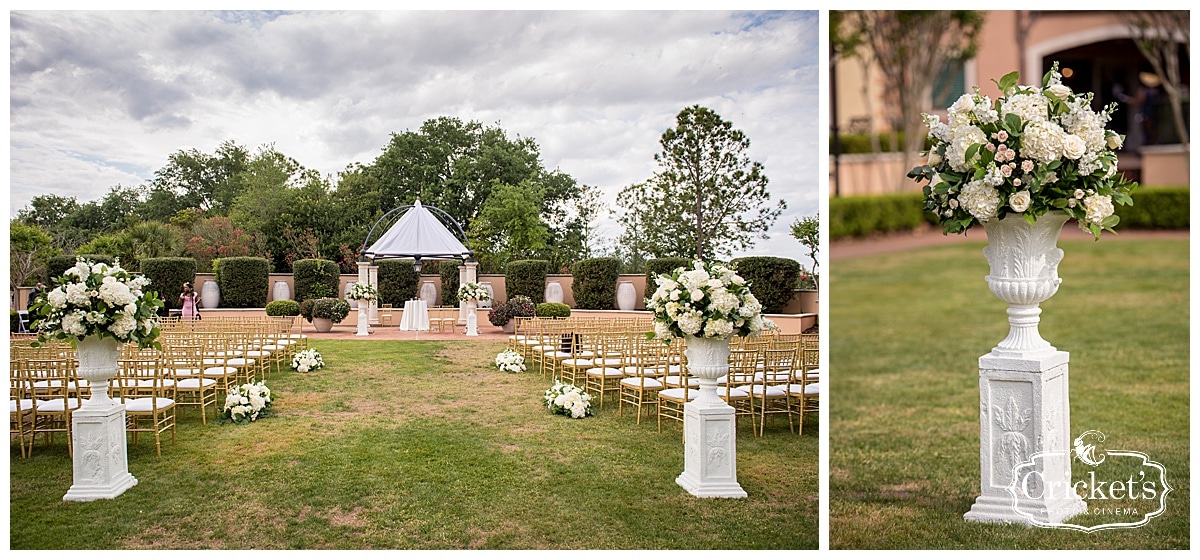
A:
<box><xmin>646</xmin><ymin>260</ymin><xmax>765</xmax><ymax>343</ymax></box>
<box><xmin>488</xmin><ymin>295</ymin><xmax>535</xmax><ymax>327</ymax></box>
<box><xmin>494</xmin><ymin>349</ymin><xmax>526</xmax><ymax>373</ymax></box>
<box><xmin>457</xmin><ymin>282</ymin><xmax>490</xmax><ymax>302</ymax></box>
<box><xmin>346</xmin><ymin>283</ymin><xmax>378</xmax><ymax>302</ymax></box>
<box><xmin>291</xmin><ymin>348</ymin><xmax>324</xmax><ymax>372</ymax></box>
<box><xmin>221</xmin><ymin>382</ymin><xmax>274</xmax><ymax>424</ymax></box>
<box><xmin>908</xmin><ymin>62</ymin><xmax>1138</xmax><ymax>238</ymax></box>
<box><xmin>544</xmin><ymin>381</ymin><xmax>592</xmax><ymax>418</ymax></box>
<box><xmin>30</xmin><ymin>258</ymin><xmax>163</xmax><ymax>348</ymax></box>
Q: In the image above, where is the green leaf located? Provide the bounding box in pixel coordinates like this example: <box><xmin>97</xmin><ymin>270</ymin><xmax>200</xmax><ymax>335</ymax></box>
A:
<box><xmin>997</xmin><ymin>71</ymin><xmax>1020</xmax><ymax>93</ymax></box>
<box><xmin>1101</xmin><ymin>214</ymin><xmax>1120</xmax><ymax>228</ymax></box>
<box><xmin>1004</xmin><ymin>113</ymin><xmax>1022</xmax><ymax>133</ymax></box>
<box><xmin>965</xmin><ymin>143</ymin><xmax>981</xmax><ymax>163</ymax></box>
<box><xmin>1047</xmin><ymin>160</ymin><xmax>1061</xmax><ymax>170</ymax></box>
<box><xmin>1024</xmin><ymin>213</ymin><xmax>1037</xmax><ymax>226</ymax></box>
<box><xmin>1051</xmin><ymin>198</ymin><xmax>1068</xmax><ymax>208</ymax></box>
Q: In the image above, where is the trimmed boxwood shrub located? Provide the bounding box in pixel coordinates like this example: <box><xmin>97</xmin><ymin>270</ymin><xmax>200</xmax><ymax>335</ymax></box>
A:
<box><xmin>1114</xmin><ymin>187</ymin><xmax>1189</xmax><ymax>230</ymax></box>
<box><xmin>439</xmin><ymin>261</ymin><xmax>461</xmax><ymax>306</ymax></box>
<box><xmin>217</xmin><ymin>257</ymin><xmax>270</xmax><ymax>308</ymax></box>
<box><xmin>535</xmin><ymin>302</ymin><xmax>571</xmax><ymax>318</ymax></box>
<box><xmin>139</xmin><ymin>257</ymin><xmax>197</xmax><ymax>311</ymax></box>
<box><xmin>46</xmin><ymin>254</ymin><xmax>114</xmax><ymax>286</ymax></box>
<box><xmin>829</xmin><ymin>193</ymin><xmax>933</xmax><ymax>239</ymax></box>
<box><xmin>505</xmin><ymin>260</ymin><xmax>551</xmax><ymax>304</ymax></box>
<box><xmin>730</xmin><ymin>256</ymin><xmax>801</xmax><ymax>314</ymax></box>
<box><xmin>293</xmin><ymin>258</ymin><xmax>340</xmax><ymax>302</ymax></box>
<box><xmin>644</xmin><ymin>258</ymin><xmax>691</xmax><ymax>302</ymax></box>
<box><xmin>377</xmin><ymin>260</ymin><xmax>420</xmax><ymax>307</ymax></box>
<box><xmin>569</xmin><ymin>257</ymin><xmax>621</xmax><ymax>310</ymax></box>
<box><xmin>265</xmin><ymin>299</ymin><xmax>301</xmax><ymax>317</ymax></box>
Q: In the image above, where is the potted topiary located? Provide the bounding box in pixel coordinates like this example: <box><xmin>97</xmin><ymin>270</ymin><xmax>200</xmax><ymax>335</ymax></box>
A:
<box><xmin>488</xmin><ymin>295</ymin><xmax>535</xmax><ymax>334</ymax></box>
<box><xmin>303</xmin><ymin>297</ymin><xmax>350</xmax><ymax>333</ymax></box>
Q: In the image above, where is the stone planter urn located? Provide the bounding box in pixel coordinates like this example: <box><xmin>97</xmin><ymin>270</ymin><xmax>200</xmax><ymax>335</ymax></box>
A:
<box><xmin>545</xmin><ymin>281</ymin><xmax>564</xmax><ymax>304</ymax></box>
<box><xmin>616</xmin><ymin>281</ymin><xmax>637</xmax><ymax>311</ymax></box>
<box><xmin>312</xmin><ymin>318</ymin><xmax>333</xmax><ymax>333</ymax></box>
<box><xmin>345</xmin><ymin>282</ymin><xmax>358</xmax><ymax>309</ymax></box>
<box><xmin>479</xmin><ymin>282</ymin><xmax>494</xmax><ymax>308</ymax></box>
<box><xmin>200</xmin><ymin>280</ymin><xmax>220</xmax><ymax>309</ymax></box>
<box><xmin>964</xmin><ymin>211</ymin><xmax>1086</xmax><ymax>525</ymax></box>
<box><xmin>502</xmin><ymin>319</ymin><xmax>515</xmax><ymax>334</ymax></box>
<box><xmin>675</xmin><ymin>335</ymin><xmax>747</xmax><ymax>498</ymax></box>
<box><xmin>64</xmin><ymin>335</ymin><xmax>138</xmax><ymax>501</ymax></box>
<box><xmin>419</xmin><ymin>281</ymin><xmax>438</xmax><ymax>309</ymax></box>
<box><xmin>273</xmin><ymin>280</ymin><xmax>291</xmax><ymax>303</ymax></box>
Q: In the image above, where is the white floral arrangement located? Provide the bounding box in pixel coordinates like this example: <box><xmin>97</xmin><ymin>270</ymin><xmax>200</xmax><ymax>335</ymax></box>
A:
<box><xmin>494</xmin><ymin>349</ymin><xmax>526</xmax><ymax>373</ymax></box>
<box><xmin>544</xmin><ymin>381</ymin><xmax>593</xmax><ymax>419</ymax></box>
<box><xmin>645</xmin><ymin>260</ymin><xmax>765</xmax><ymax>343</ymax></box>
<box><xmin>347</xmin><ymin>283</ymin><xmax>378</xmax><ymax>302</ymax></box>
<box><xmin>910</xmin><ymin>62</ymin><xmax>1137</xmax><ymax>239</ymax></box>
<box><xmin>457</xmin><ymin>282</ymin><xmax>490</xmax><ymax>302</ymax></box>
<box><xmin>30</xmin><ymin>258</ymin><xmax>163</xmax><ymax>348</ymax></box>
<box><xmin>221</xmin><ymin>382</ymin><xmax>274</xmax><ymax>424</ymax></box>
<box><xmin>291</xmin><ymin>348</ymin><xmax>324</xmax><ymax>373</ymax></box>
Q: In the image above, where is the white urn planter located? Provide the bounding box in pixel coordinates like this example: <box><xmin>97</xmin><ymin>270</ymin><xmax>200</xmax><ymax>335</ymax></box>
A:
<box><xmin>616</xmin><ymin>281</ymin><xmax>637</xmax><ymax>311</ymax></box>
<box><xmin>345</xmin><ymin>282</ymin><xmax>358</xmax><ymax>309</ymax></box>
<box><xmin>273</xmin><ymin>280</ymin><xmax>291</xmax><ymax>303</ymax></box>
<box><xmin>419</xmin><ymin>281</ymin><xmax>438</xmax><ymax>309</ymax></box>
<box><xmin>312</xmin><ymin>318</ymin><xmax>333</xmax><ymax>333</ymax></box>
<box><xmin>964</xmin><ymin>212</ymin><xmax>1086</xmax><ymax>524</ymax></box>
<box><xmin>199</xmin><ymin>280</ymin><xmax>220</xmax><ymax>309</ymax></box>
<box><xmin>675</xmin><ymin>335</ymin><xmax>747</xmax><ymax>498</ymax></box>
<box><xmin>465</xmin><ymin>300</ymin><xmax>479</xmax><ymax>337</ymax></box>
<box><xmin>545</xmin><ymin>281</ymin><xmax>564</xmax><ymax>304</ymax></box>
<box><xmin>64</xmin><ymin>336</ymin><xmax>138</xmax><ymax>502</ymax></box>
<box><xmin>479</xmin><ymin>282</ymin><xmax>493</xmax><ymax>308</ymax></box>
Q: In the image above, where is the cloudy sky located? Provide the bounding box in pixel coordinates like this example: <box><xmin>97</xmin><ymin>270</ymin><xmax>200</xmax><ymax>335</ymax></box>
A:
<box><xmin>9</xmin><ymin>9</ymin><xmax>820</xmax><ymax>267</ymax></box>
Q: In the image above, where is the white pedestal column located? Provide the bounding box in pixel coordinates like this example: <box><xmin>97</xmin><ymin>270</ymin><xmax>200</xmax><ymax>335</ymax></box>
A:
<box><xmin>465</xmin><ymin>301</ymin><xmax>479</xmax><ymax>336</ymax></box>
<box><xmin>366</xmin><ymin>265</ymin><xmax>379</xmax><ymax>324</ymax></box>
<box><xmin>355</xmin><ymin>301</ymin><xmax>371</xmax><ymax>336</ymax></box>
<box><xmin>64</xmin><ymin>336</ymin><xmax>137</xmax><ymax>502</ymax></box>
<box><xmin>675</xmin><ymin>335</ymin><xmax>746</xmax><ymax>498</ymax></box>
<box><xmin>458</xmin><ymin>261</ymin><xmax>478</xmax><ymax>326</ymax></box>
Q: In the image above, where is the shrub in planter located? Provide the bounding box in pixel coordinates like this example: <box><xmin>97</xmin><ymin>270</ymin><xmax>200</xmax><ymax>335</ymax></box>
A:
<box><xmin>47</xmin><ymin>254</ymin><xmax>114</xmax><ymax>287</ymax></box>
<box><xmin>311</xmin><ymin>298</ymin><xmax>351</xmax><ymax>323</ymax></box>
<box><xmin>730</xmin><ymin>256</ymin><xmax>801</xmax><ymax>314</ymax></box>
<box><xmin>644</xmin><ymin>257</ymin><xmax>691</xmax><ymax>302</ymax></box>
<box><xmin>265</xmin><ymin>299</ymin><xmax>301</xmax><ymax>317</ymax></box>
<box><xmin>505</xmin><ymin>260</ymin><xmax>551</xmax><ymax>304</ymax></box>
<box><xmin>569</xmin><ymin>257</ymin><xmax>621</xmax><ymax>310</ymax></box>
<box><xmin>217</xmin><ymin>257</ymin><xmax>270</xmax><ymax>308</ymax></box>
<box><xmin>292</xmin><ymin>258</ymin><xmax>340</xmax><ymax>303</ymax></box>
<box><xmin>377</xmin><ymin>260</ymin><xmax>420</xmax><ymax>307</ymax></box>
<box><xmin>535</xmin><ymin>302</ymin><xmax>571</xmax><ymax>318</ymax></box>
<box><xmin>488</xmin><ymin>295</ymin><xmax>535</xmax><ymax>327</ymax></box>
<box><xmin>140</xmin><ymin>257</ymin><xmax>197</xmax><ymax>312</ymax></box>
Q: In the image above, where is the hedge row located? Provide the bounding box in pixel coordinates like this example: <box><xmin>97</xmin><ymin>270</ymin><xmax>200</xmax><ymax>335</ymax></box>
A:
<box><xmin>506</xmin><ymin>260</ymin><xmax>551</xmax><ymax>304</ymax></box>
<box><xmin>293</xmin><ymin>258</ymin><xmax>340</xmax><ymax>301</ymax></box>
<box><xmin>570</xmin><ymin>257</ymin><xmax>621</xmax><ymax>310</ymax></box>
<box><xmin>730</xmin><ymin>256</ymin><xmax>801</xmax><ymax>314</ymax></box>
<box><xmin>140</xmin><ymin>257</ymin><xmax>197</xmax><ymax>311</ymax></box>
<box><xmin>217</xmin><ymin>257</ymin><xmax>270</xmax><ymax>308</ymax></box>
<box><xmin>440</xmin><ymin>261</ymin><xmax>460</xmax><ymax>306</ymax></box>
<box><xmin>377</xmin><ymin>260</ymin><xmax>420</xmax><ymax>307</ymax></box>
<box><xmin>830</xmin><ymin>188</ymin><xmax>1190</xmax><ymax>239</ymax></box>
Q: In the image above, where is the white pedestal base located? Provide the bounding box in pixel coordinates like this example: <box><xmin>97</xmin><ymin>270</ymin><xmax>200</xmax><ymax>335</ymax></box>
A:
<box><xmin>675</xmin><ymin>398</ymin><xmax>747</xmax><ymax>498</ymax></box>
<box><xmin>965</xmin><ymin>350</ymin><xmax>1085</xmax><ymax>525</ymax></box>
<box><xmin>466</xmin><ymin>304</ymin><xmax>478</xmax><ymax>337</ymax></box>
<box><xmin>64</xmin><ymin>402</ymin><xmax>137</xmax><ymax>502</ymax></box>
<box><xmin>355</xmin><ymin>304</ymin><xmax>370</xmax><ymax>336</ymax></box>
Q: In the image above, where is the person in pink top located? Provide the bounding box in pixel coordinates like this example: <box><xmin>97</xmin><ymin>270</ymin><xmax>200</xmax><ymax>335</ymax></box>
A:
<box><xmin>180</xmin><ymin>282</ymin><xmax>201</xmax><ymax>319</ymax></box>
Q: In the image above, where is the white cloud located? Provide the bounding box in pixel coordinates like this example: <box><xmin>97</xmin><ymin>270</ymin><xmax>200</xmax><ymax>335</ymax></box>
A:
<box><xmin>9</xmin><ymin>9</ymin><xmax>819</xmax><ymax>267</ymax></box>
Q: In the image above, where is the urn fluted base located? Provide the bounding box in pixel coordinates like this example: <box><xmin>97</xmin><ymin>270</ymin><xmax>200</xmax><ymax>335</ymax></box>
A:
<box><xmin>676</xmin><ymin>335</ymin><xmax>746</xmax><ymax>498</ymax></box>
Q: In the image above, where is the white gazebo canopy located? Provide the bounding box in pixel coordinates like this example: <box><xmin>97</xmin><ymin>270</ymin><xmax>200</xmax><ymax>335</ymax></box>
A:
<box><xmin>362</xmin><ymin>200</ymin><xmax>470</xmax><ymax>261</ymax></box>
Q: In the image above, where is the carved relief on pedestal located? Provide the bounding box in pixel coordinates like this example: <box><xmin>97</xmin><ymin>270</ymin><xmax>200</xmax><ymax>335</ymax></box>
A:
<box><xmin>991</xmin><ymin>394</ymin><xmax>1031</xmax><ymax>486</ymax></box>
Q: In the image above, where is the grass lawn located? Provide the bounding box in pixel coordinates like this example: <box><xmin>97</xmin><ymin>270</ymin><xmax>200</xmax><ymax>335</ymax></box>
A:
<box><xmin>829</xmin><ymin>237</ymin><xmax>1189</xmax><ymax>549</ymax></box>
<box><xmin>9</xmin><ymin>339</ymin><xmax>818</xmax><ymax>549</ymax></box>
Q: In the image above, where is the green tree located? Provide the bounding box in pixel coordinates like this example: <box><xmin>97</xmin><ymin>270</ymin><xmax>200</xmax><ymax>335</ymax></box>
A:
<box><xmin>467</xmin><ymin>180</ymin><xmax>551</xmax><ymax>273</ymax></box>
<box><xmin>9</xmin><ymin>221</ymin><xmax>58</xmax><ymax>289</ymax></box>
<box><xmin>123</xmin><ymin>221</ymin><xmax>183</xmax><ymax>262</ymax></box>
<box><xmin>617</xmin><ymin>105</ymin><xmax>785</xmax><ymax>260</ymax></box>
<box><xmin>149</xmin><ymin>139</ymin><xmax>251</xmax><ymax>215</ymax></box>
<box><xmin>791</xmin><ymin>214</ymin><xmax>820</xmax><ymax>278</ymax></box>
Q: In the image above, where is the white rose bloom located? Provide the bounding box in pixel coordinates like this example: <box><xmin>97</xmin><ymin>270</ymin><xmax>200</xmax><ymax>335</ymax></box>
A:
<box><xmin>1019</xmin><ymin>120</ymin><xmax>1065</xmax><ymax>163</ymax></box>
<box><xmin>1046</xmin><ymin>83</ymin><xmax>1072</xmax><ymax>100</ymax></box>
<box><xmin>1083</xmin><ymin>193</ymin><xmax>1115</xmax><ymax>225</ymax></box>
<box><xmin>1106</xmin><ymin>132</ymin><xmax>1123</xmax><ymax>150</ymax></box>
<box><xmin>1061</xmin><ymin>134</ymin><xmax>1087</xmax><ymax>160</ymax></box>
<box><xmin>1009</xmin><ymin>190</ymin><xmax>1032</xmax><ymax>213</ymax></box>
<box><xmin>958</xmin><ymin>180</ymin><xmax>1002</xmax><ymax>222</ymax></box>
<box><xmin>927</xmin><ymin>151</ymin><xmax>942</xmax><ymax>167</ymax></box>
<box><xmin>688</xmin><ymin>288</ymin><xmax>704</xmax><ymax>302</ymax></box>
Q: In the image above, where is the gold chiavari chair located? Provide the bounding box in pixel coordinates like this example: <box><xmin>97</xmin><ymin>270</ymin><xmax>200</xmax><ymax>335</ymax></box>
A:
<box><xmin>584</xmin><ymin>329</ymin><xmax>628</xmax><ymax>409</ymax></box>
<box><xmin>164</xmin><ymin>342</ymin><xmax>218</xmax><ymax>424</ymax></box>
<box><xmin>721</xmin><ymin>348</ymin><xmax>758</xmax><ymax>435</ymax></box>
<box><xmin>10</xmin><ymin>358</ymin><xmax>34</xmax><ymax>458</ymax></box>
<box><xmin>745</xmin><ymin>346</ymin><xmax>797</xmax><ymax>436</ymax></box>
<box><xmin>26</xmin><ymin>357</ymin><xmax>82</xmax><ymax>456</ymax></box>
<box><xmin>618</xmin><ymin>335</ymin><xmax>665</xmax><ymax>424</ymax></box>
<box><xmin>116</xmin><ymin>351</ymin><xmax>176</xmax><ymax>456</ymax></box>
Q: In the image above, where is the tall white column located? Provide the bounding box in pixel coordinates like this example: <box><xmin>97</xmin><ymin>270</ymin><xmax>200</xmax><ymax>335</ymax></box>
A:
<box><xmin>366</xmin><ymin>264</ymin><xmax>379</xmax><ymax>324</ymax></box>
<box><xmin>458</xmin><ymin>261</ymin><xmax>478</xmax><ymax>326</ymax></box>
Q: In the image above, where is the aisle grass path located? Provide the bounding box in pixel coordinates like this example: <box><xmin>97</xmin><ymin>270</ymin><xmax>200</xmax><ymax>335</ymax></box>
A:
<box><xmin>829</xmin><ymin>238</ymin><xmax>1189</xmax><ymax>549</ymax></box>
<box><xmin>10</xmin><ymin>339</ymin><xmax>817</xmax><ymax>549</ymax></box>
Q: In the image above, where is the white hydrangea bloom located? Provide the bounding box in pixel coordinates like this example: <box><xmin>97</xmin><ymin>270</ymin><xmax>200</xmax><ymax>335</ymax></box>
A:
<box><xmin>947</xmin><ymin>125</ymin><xmax>987</xmax><ymax>172</ymax></box>
<box><xmin>958</xmin><ymin>180</ymin><xmax>1002</xmax><ymax>222</ymax></box>
<box><xmin>1001</xmin><ymin>92</ymin><xmax>1049</xmax><ymax>124</ymax></box>
<box><xmin>61</xmin><ymin>311</ymin><xmax>88</xmax><ymax>336</ymax></box>
<box><xmin>1083</xmin><ymin>193</ymin><xmax>1115</xmax><ymax>225</ymax></box>
<box><xmin>1019</xmin><ymin>120</ymin><xmax>1065</xmax><ymax>163</ymax></box>
<box><xmin>47</xmin><ymin>289</ymin><xmax>68</xmax><ymax>309</ymax></box>
<box><xmin>65</xmin><ymin>282</ymin><xmax>92</xmax><ymax>306</ymax></box>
